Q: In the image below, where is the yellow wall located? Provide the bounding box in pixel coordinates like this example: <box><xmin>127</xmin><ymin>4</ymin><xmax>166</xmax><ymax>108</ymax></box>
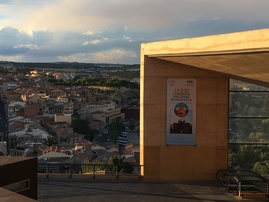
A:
<box><xmin>140</xmin><ymin>56</ymin><xmax>229</xmax><ymax>180</ymax></box>
<box><xmin>54</xmin><ymin>114</ymin><xmax>72</xmax><ymax>125</ymax></box>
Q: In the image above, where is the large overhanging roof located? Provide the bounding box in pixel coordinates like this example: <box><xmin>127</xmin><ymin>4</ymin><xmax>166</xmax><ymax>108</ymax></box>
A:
<box><xmin>142</xmin><ymin>28</ymin><xmax>269</xmax><ymax>87</ymax></box>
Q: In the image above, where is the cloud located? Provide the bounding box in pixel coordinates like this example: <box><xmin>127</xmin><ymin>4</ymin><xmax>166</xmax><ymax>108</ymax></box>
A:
<box><xmin>90</xmin><ymin>40</ymin><xmax>101</xmax><ymax>45</ymax></box>
<box><xmin>2</xmin><ymin>1</ymin><xmax>269</xmax><ymax>33</ymax></box>
<box><xmin>82</xmin><ymin>41</ymin><xmax>89</xmax><ymax>46</ymax></box>
<box><xmin>82</xmin><ymin>40</ymin><xmax>102</xmax><ymax>45</ymax></box>
<box><xmin>0</xmin><ymin>27</ymin><xmax>30</xmax><ymax>55</ymax></box>
<box><xmin>0</xmin><ymin>26</ymin><xmax>54</xmax><ymax>56</ymax></box>
<box><xmin>92</xmin><ymin>49</ymin><xmax>137</xmax><ymax>62</ymax></box>
<box><xmin>58</xmin><ymin>48</ymin><xmax>137</xmax><ymax>64</ymax></box>
<box><xmin>0</xmin><ymin>25</ymin><xmax>141</xmax><ymax>63</ymax></box>
<box><xmin>82</xmin><ymin>31</ymin><xmax>94</xmax><ymax>35</ymax></box>
<box><xmin>9</xmin><ymin>0</ymin><xmax>268</xmax><ymax>33</ymax></box>
<box><xmin>14</xmin><ymin>44</ymin><xmax>39</xmax><ymax>50</ymax></box>
<box><xmin>1</xmin><ymin>0</ymin><xmax>269</xmax><ymax>63</ymax></box>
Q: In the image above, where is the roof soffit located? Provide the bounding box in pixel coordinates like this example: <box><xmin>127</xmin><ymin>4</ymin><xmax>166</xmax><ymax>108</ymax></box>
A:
<box><xmin>142</xmin><ymin>28</ymin><xmax>269</xmax><ymax>87</ymax></box>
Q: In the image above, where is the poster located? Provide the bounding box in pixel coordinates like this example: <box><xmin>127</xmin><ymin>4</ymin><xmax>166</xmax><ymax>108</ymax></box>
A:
<box><xmin>166</xmin><ymin>78</ymin><xmax>196</xmax><ymax>145</ymax></box>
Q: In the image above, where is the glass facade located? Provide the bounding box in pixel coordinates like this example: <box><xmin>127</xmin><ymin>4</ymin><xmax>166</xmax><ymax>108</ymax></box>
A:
<box><xmin>228</xmin><ymin>79</ymin><xmax>269</xmax><ymax>175</ymax></box>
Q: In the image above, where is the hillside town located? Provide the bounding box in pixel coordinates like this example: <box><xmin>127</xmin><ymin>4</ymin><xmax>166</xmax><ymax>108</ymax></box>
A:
<box><xmin>0</xmin><ymin>62</ymin><xmax>140</xmax><ymax>171</ymax></box>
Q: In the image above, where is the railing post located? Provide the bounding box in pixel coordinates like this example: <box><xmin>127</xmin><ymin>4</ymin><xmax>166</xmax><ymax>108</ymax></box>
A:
<box><xmin>139</xmin><ymin>165</ymin><xmax>143</xmax><ymax>180</ymax></box>
<box><xmin>238</xmin><ymin>180</ymin><xmax>242</xmax><ymax>197</ymax></box>
<box><xmin>116</xmin><ymin>165</ymin><xmax>119</xmax><ymax>179</ymax></box>
<box><xmin>266</xmin><ymin>180</ymin><xmax>269</xmax><ymax>196</ymax></box>
<box><xmin>69</xmin><ymin>163</ymin><xmax>72</xmax><ymax>179</ymax></box>
<box><xmin>46</xmin><ymin>163</ymin><xmax>49</xmax><ymax>178</ymax></box>
<box><xmin>93</xmin><ymin>164</ymin><xmax>95</xmax><ymax>179</ymax></box>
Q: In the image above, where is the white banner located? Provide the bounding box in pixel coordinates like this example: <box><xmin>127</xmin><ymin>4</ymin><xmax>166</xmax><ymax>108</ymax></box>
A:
<box><xmin>166</xmin><ymin>78</ymin><xmax>196</xmax><ymax>145</ymax></box>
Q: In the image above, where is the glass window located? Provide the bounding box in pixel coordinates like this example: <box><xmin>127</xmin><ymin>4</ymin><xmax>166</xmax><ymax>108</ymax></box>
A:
<box><xmin>230</xmin><ymin>79</ymin><xmax>269</xmax><ymax>92</ymax></box>
<box><xmin>228</xmin><ymin>79</ymin><xmax>269</xmax><ymax>175</ymax></box>
<box><xmin>228</xmin><ymin>144</ymin><xmax>269</xmax><ymax>175</ymax></box>
<box><xmin>229</xmin><ymin>92</ymin><xmax>269</xmax><ymax>117</ymax></box>
<box><xmin>3</xmin><ymin>179</ymin><xmax>30</xmax><ymax>193</ymax></box>
<box><xmin>229</xmin><ymin>118</ymin><xmax>269</xmax><ymax>143</ymax></box>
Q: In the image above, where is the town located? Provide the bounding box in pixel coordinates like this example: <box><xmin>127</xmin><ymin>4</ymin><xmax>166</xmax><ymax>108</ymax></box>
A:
<box><xmin>0</xmin><ymin>62</ymin><xmax>140</xmax><ymax>174</ymax></box>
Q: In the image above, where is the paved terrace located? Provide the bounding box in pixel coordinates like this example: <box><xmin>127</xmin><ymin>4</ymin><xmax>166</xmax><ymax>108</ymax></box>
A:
<box><xmin>38</xmin><ymin>174</ymin><xmax>269</xmax><ymax>202</ymax></box>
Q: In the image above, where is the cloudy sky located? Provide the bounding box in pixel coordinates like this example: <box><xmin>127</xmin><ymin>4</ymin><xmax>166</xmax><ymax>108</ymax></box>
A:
<box><xmin>0</xmin><ymin>0</ymin><xmax>269</xmax><ymax>64</ymax></box>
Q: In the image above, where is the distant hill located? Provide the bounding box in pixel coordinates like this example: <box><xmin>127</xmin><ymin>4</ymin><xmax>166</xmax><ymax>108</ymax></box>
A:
<box><xmin>0</xmin><ymin>61</ymin><xmax>139</xmax><ymax>70</ymax></box>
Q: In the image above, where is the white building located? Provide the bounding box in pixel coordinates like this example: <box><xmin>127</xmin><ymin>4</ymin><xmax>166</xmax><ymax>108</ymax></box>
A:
<box><xmin>8</xmin><ymin>101</ymin><xmax>26</xmax><ymax>117</ymax></box>
<box><xmin>92</xmin><ymin>107</ymin><xmax>125</xmax><ymax>125</ymax></box>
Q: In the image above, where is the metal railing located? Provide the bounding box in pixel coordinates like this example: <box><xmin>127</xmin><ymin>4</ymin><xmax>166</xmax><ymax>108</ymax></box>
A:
<box><xmin>38</xmin><ymin>163</ymin><xmax>143</xmax><ymax>180</ymax></box>
<box><xmin>216</xmin><ymin>169</ymin><xmax>269</xmax><ymax>197</ymax></box>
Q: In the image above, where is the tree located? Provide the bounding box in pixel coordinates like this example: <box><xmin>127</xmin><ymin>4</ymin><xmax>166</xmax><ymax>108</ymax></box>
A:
<box><xmin>262</xmin><ymin>119</ymin><xmax>269</xmax><ymax>135</ymax></box>
<box><xmin>81</xmin><ymin>160</ymin><xmax>105</xmax><ymax>173</ymax></box>
<box><xmin>108</xmin><ymin>121</ymin><xmax>125</xmax><ymax>141</ymax></box>
<box><xmin>253</xmin><ymin>161</ymin><xmax>269</xmax><ymax>176</ymax></box>
<box><xmin>73</xmin><ymin>117</ymin><xmax>90</xmax><ymax>135</ymax></box>
<box><xmin>85</xmin><ymin>129</ymin><xmax>98</xmax><ymax>141</ymax></box>
<box><xmin>108</xmin><ymin>155</ymin><xmax>133</xmax><ymax>173</ymax></box>
<box><xmin>72</xmin><ymin>110</ymin><xmax>81</xmax><ymax>121</ymax></box>
<box><xmin>248</xmin><ymin>132</ymin><xmax>266</xmax><ymax>142</ymax></box>
<box><xmin>108</xmin><ymin>155</ymin><xmax>123</xmax><ymax>165</ymax></box>
<box><xmin>46</xmin><ymin>136</ymin><xmax>57</xmax><ymax>146</ymax></box>
<box><xmin>72</xmin><ymin>112</ymin><xmax>97</xmax><ymax>141</ymax></box>
<box><xmin>128</xmin><ymin>123</ymin><xmax>135</xmax><ymax>132</ymax></box>
<box><xmin>228</xmin><ymin>145</ymin><xmax>260</xmax><ymax>170</ymax></box>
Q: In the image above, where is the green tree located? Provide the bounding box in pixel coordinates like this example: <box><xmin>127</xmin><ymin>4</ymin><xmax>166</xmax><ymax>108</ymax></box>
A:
<box><xmin>108</xmin><ymin>155</ymin><xmax>133</xmax><ymax>173</ymax></box>
<box><xmin>248</xmin><ymin>132</ymin><xmax>266</xmax><ymax>142</ymax></box>
<box><xmin>262</xmin><ymin>119</ymin><xmax>269</xmax><ymax>135</ymax></box>
<box><xmin>108</xmin><ymin>155</ymin><xmax>123</xmax><ymax>165</ymax></box>
<box><xmin>46</xmin><ymin>137</ymin><xmax>57</xmax><ymax>146</ymax></box>
<box><xmin>128</xmin><ymin>123</ymin><xmax>135</xmax><ymax>132</ymax></box>
<box><xmin>72</xmin><ymin>112</ymin><xmax>97</xmax><ymax>141</ymax></box>
<box><xmin>72</xmin><ymin>110</ymin><xmax>81</xmax><ymax>120</ymax></box>
<box><xmin>108</xmin><ymin>121</ymin><xmax>125</xmax><ymax>141</ymax></box>
<box><xmin>85</xmin><ymin>129</ymin><xmax>99</xmax><ymax>141</ymax></box>
<box><xmin>73</xmin><ymin>117</ymin><xmax>90</xmax><ymax>135</ymax></box>
<box><xmin>228</xmin><ymin>145</ymin><xmax>259</xmax><ymax>170</ymax></box>
<box><xmin>81</xmin><ymin>160</ymin><xmax>105</xmax><ymax>173</ymax></box>
<box><xmin>253</xmin><ymin>161</ymin><xmax>269</xmax><ymax>176</ymax></box>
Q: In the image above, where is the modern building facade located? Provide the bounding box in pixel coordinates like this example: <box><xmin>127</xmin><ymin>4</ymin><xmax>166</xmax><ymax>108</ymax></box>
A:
<box><xmin>140</xmin><ymin>28</ymin><xmax>269</xmax><ymax>180</ymax></box>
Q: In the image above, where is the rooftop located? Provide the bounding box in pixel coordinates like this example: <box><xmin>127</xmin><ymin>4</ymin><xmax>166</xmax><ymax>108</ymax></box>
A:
<box><xmin>37</xmin><ymin>175</ymin><xmax>269</xmax><ymax>202</ymax></box>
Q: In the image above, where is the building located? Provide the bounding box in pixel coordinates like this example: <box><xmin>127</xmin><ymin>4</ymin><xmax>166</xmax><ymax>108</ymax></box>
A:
<box><xmin>140</xmin><ymin>28</ymin><xmax>269</xmax><ymax>180</ymax></box>
<box><xmin>0</xmin><ymin>156</ymin><xmax>37</xmax><ymax>200</ymax></box>
<box><xmin>92</xmin><ymin>106</ymin><xmax>125</xmax><ymax>125</ymax></box>
<box><xmin>121</xmin><ymin>106</ymin><xmax>139</xmax><ymax>121</ymax></box>
<box><xmin>115</xmin><ymin>132</ymin><xmax>129</xmax><ymax>146</ymax></box>
<box><xmin>17</xmin><ymin>104</ymin><xmax>40</xmax><ymax>118</ymax></box>
<box><xmin>54</xmin><ymin>102</ymin><xmax>73</xmax><ymax>125</ymax></box>
<box><xmin>0</xmin><ymin>141</ymin><xmax>7</xmax><ymax>155</ymax></box>
<box><xmin>54</xmin><ymin>113</ymin><xmax>72</xmax><ymax>125</ymax></box>
<box><xmin>0</xmin><ymin>81</ymin><xmax>17</xmax><ymax>93</ymax></box>
<box><xmin>8</xmin><ymin>101</ymin><xmax>26</xmax><ymax>117</ymax></box>
<box><xmin>0</xmin><ymin>98</ymin><xmax>9</xmax><ymax>155</ymax></box>
<box><xmin>49</xmin><ymin>88</ymin><xmax>66</xmax><ymax>97</ymax></box>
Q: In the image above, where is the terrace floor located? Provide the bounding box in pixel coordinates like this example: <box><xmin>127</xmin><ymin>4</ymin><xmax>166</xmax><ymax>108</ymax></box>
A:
<box><xmin>37</xmin><ymin>174</ymin><xmax>269</xmax><ymax>202</ymax></box>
